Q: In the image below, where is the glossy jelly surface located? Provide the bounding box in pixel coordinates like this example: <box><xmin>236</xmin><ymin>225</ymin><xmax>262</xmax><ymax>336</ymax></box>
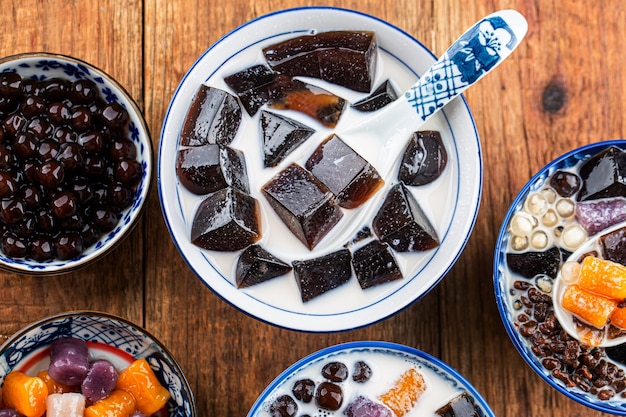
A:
<box><xmin>159</xmin><ymin>8</ymin><xmax>481</xmax><ymax>331</ymax></box>
<box><xmin>495</xmin><ymin>141</ymin><xmax>626</xmax><ymax>413</ymax></box>
<box><xmin>246</xmin><ymin>342</ymin><xmax>494</xmax><ymax>417</ymax></box>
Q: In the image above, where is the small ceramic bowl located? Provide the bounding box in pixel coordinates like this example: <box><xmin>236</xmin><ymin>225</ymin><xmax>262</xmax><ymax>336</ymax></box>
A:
<box><xmin>494</xmin><ymin>140</ymin><xmax>626</xmax><ymax>414</ymax></box>
<box><xmin>159</xmin><ymin>7</ymin><xmax>482</xmax><ymax>331</ymax></box>
<box><xmin>246</xmin><ymin>341</ymin><xmax>495</xmax><ymax>417</ymax></box>
<box><xmin>0</xmin><ymin>311</ymin><xmax>196</xmax><ymax>417</ymax></box>
<box><xmin>0</xmin><ymin>52</ymin><xmax>152</xmax><ymax>275</ymax></box>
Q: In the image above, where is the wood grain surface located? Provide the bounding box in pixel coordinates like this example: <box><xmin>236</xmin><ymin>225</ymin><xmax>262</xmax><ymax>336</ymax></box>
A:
<box><xmin>0</xmin><ymin>1</ymin><xmax>624</xmax><ymax>416</ymax></box>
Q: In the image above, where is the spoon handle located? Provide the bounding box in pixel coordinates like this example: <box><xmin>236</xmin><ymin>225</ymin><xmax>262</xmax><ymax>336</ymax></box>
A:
<box><xmin>342</xmin><ymin>10</ymin><xmax>528</xmax><ymax>136</ymax></box>
<box><xmin>407</xmin><ymin>9</ymin><xmax>528</xmax><ymax>123</ymax></box>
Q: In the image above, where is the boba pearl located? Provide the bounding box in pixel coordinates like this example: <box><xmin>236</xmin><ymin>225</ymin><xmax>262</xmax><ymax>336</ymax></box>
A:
<box><xmin>560</xmin><ymin>261</ymin><xmax>581</xmax><ymax>284</ymax></box>
<box><xmin>555</xmin><ymin>198</ymin><xmax>575</xmax><ymax>218</ymax></box>
<box><xmin>541</xmin><ymin>208</ymin><xmax>559</xmax><ymax>227</ymax></box>
<box><xmin>530</xmin><ymin>230</ymin><xmax>549</xmax><ymax>250</ymax></box>
<box><xmin>561</xmin><ymin>224</ymin><xmax>587</xmax><ymax>250</ymax></box>
<box><xmin>511</xmin><ymin>235</ymin><xmax>529</xmax><ymax>251</ymax></box>
<box><xmin>541</xmin><ymin>187</ymin><xmax>557</xmax><ymax>204</ymax></box>
<box><xmin>510</xmin><ymin>212</ymin><xmax>536</xmax><ymax>237</ymax></box>
<box><xmin>524</xmin><ymin>192</ymin><xmax>548</xmax><ymax>216</ymax></box>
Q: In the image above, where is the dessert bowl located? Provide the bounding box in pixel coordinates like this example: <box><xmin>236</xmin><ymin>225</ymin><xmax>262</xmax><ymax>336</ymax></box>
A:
<box><xmin>159</xmin><ymin>6</ymin><xmax>482</xmax><ymax>331</ymax></box>
<box><xmin>246</xmin><ymin>341</ymin><xmax>495</xmax><ymax>417</ymax></box>
<box><xmin>0</xmin><ymin>311</ymin><xmax>196</xmax><ymax>417</ymax></box>
<box><xmin>495</xmin><ymin>140</ymin><xmax>626</xmax><ymax>414</ymax></box>
<box><xmin>0</xmin><ymin>52</ymin><xmax>153</xmax><ymax>275</ymax></box>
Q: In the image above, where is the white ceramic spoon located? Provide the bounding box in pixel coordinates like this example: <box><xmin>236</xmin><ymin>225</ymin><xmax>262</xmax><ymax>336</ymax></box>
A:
<box><xmin>552</xmin><ymin>221</ymin><xmax>626</xmax><ymax>347</ymax></box>
<box><xmin>337</xmin><ymin>9</ymin><xmax>528</xmax><ymax>176</ymax></box>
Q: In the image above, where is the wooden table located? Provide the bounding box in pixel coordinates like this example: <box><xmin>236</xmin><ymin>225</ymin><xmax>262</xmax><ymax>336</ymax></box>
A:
<box><xmin>0</xmin><ymin>1</ymin><xmax>622</xmax><ymax>416</ymax></box>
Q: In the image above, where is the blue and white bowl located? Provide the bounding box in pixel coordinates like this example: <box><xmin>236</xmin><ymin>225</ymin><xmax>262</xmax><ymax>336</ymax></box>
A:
<box><xmin>0</xmin><ymin>311</ymin><xmax>196</xmax><ymax>417</ymax></box>
<box><xmin>0</xmin><ymin>52</ymin><xmax>152</xmax><ymax>275</ymax></box>
<box><xmin>494</xmin><ymin>140</ymin><xmax>626</xmax><ymax>414</ymax></box>
<box><xmin>158</xmin><ymin>7</ymin><xmax>482</xmax><ymax>332</ymax></box>
<box><xmin>247</xmin><ymin>341</ymin><xmax>494</xmax><ymax>417</ymax></box>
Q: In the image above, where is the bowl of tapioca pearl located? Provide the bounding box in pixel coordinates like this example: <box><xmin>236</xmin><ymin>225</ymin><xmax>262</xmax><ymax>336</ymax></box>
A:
<box><xmin>246</xmin><ymin>341</ymin><xmax>494</xmax><ymax>417</ymax></box>
<box><xmin>0</xmin><ymin>311</ymin><xmax>196</xmax><ymax>417</ymax></box>
<box><xmin>495</xmin><ymin>140</ymin><xmax>626</xmax><ymax>414</ymax></box>
<box><xmin>0</xmin><ymin>53</ymin><xmax>152</xmax><ymax>275</ymax></box>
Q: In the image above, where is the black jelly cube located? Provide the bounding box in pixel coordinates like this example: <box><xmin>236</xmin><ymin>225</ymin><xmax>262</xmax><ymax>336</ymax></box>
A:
<box><xmin>292</xmin><ymin>249</ymin><xmax>352</xmax><ymax>302</ymax></box>
<box><xmin>224</xmin><ymin>65</ymin><xmax>292</xmax><ymax>116</ymax></box>
<box><xmin>577</xmin><ymin>146</ymin><xmax>626</xmax><ymax>201</ymax></box>
<box><xmin>176</xmin><ymin>144</ymin><xmax>249</xmax><ymax>195</ymax></box>
<box><xmin>435</xmin><ymin>392</ymin><xmax>481</xmax><ymax>417</ymax></box>
<box><xmin>179</xmin><ymin>85</ymin><xmax>241</xmax><ymax>146</ymax></box>
<box><xmin>352</xmin><ymin>240</ymin><xmax>403</xmax><ymax>289</ymax></box>
<box><xmin>190</xmin><ymin>187</ymin><xmax>261</xmax><ymax>251</ymax></box>
<box><xmin>372</xmin><ymin>182</ymin><xmax>439</xmax><ymax>252</ymax></box>
<box><xmin>235</xmin><ymin>244</ymin><xmax>292</xmax><ymax>288</ymax></box>
<box><xmin>601</xmin><ymin>226</ymin><xmax>626</xmax><ymax>266</ymax></box>
<box><xmin>352</xmin><ymin>79</ymin><xmax>399</xmax><ymax>112</ymax></box>
<box><xmin>263</xmin><ymin>31</ymin><xmax>377</xmax><ymax>92</ymax></box>
<box><xmin>260</xmin><ymin>110</ymin><xmax>315</xmax><ymax>168</ymax></box>
<box><xmin>305</xmin><ymin>134</ymin><xmax>383</xmax><ymax>209</ymax></box>
<box><xmin>269</xmin><ymin>79</ymin><xmax>346</xmax><ymax>128</ymax></box>
<box><xmin>506</xmin><ymin>246</ymin><xmax>562</xmax><ymax>279</ymax></box>
<box><xmin>262</xmin><ymin>163</ymin><xmax>343</xmax><ymax>250</ymax></box>
<box><xmin>397</xmin><ymin>130</ymin><xmax>448</xmax><ymax>186</ymax></box>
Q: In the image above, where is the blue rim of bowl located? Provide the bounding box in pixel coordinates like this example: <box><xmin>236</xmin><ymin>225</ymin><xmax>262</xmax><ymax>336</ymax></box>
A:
<box><xmin>246</xmin><ymin>340</ymin><xmax>495</xmax><ymax>417</ymax></box>
<box><xmin>158</xmin><ymin>6</ymin><xmax>482</xmax><ymax>332</ymax></box>
<box><xmin>0</xmin><ymin>52</ymin><xmax>153</xmax><ymax>275</ymax></box>
<box><xmin>493</xmin><ymin>139</ymin><xmax>626</xmax><ymax>414</ymax></box>
<box><xmin>0</xmin><ymin>310</ymin><xmax>196</xmax><ymax>417</ymax></box>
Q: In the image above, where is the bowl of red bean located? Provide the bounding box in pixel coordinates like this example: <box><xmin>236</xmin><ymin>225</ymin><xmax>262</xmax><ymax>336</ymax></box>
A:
<box><xmin>0</xmin><ymin>310</ymin><xmax>196</xmax><ymax>417</ymax></box>
<box><xmin>0</xmin><ymin>52</ymin><xmax>152</xmax><ymax>275</ymax></box>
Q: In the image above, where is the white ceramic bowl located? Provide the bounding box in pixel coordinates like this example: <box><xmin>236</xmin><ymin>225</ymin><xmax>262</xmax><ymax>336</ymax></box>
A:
<box><xmin>246</xmin><ymin>341</ymin><xmax>495</xmax><ymax>417</ymax></box>
<box><xmin>494</xmin><ymin>140</ymin><xmax>626</xmax><ymax>414</ymax></box>
<box><xmin>0</xmin><ymin>53</ymin><xmax>152</xmax><ymax>275</ymax></box>
<box><xmin>159</xmin><ymin>7</ymin><xmax>482</xmax><ymax>331</ymax></box>
<box><xmin>0</xmin><ymin>311</ymin><xmax>196</xmax><ymax>417</ymax></box>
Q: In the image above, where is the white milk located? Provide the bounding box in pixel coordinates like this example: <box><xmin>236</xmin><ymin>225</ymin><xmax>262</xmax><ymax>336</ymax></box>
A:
<box><xmin>175</xmin><ymin>32</ymin><xmax>458</xmax><ymax>314</ymax></box>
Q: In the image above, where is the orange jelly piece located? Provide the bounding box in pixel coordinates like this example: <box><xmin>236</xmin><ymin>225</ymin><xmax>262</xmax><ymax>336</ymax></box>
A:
<box><xmin>562</xmin><ymin>284</ymin><xmax>618</xmax><ymax>328</ymax></box>
<box><xmin>378</xmin><ymin>368</ymin><xmax>426</xmax><ymax>417</ymax></box>
<box><xmin>611</xmin><ymin>306</ymin><xmax>626</xmax><ymax>329</ymax></box>
<box><xmin>578</xmin><ymin>256</ymin><xmax>626</xmax><ymax>299</ymax></box>
<box><xmin>84</xmin><ymin>389</ymin><xmax>135</xmax><ymax>417</ymax></box>
<box><xmin>116</xmin><ymin>358</ymin><xmax>170</xmax><ymax>415</ymax></box>
<box><xmin>2</xmin><ymin>371</ymin><xmax>48</xmax><ymax>417</ymax></box>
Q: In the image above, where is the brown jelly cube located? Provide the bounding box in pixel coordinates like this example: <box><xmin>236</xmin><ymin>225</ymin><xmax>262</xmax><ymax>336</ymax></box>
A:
<box><xmin>292</xmin><ymin>249</ymin><xmax>352</xmax><ymax>302</ymax></box>
<box><xmin>263</xmin><ymin>31</ymin><xmax>378</xmax><ymax>92</ymax></box>
<box><xmin>435</xmin><ymin>392</ymin><xmax>481</xmax><ymax>417</ymax></box>
<box><xmin>224</xmin><ymin>65</ymin><xmax>292</xmax><ymax>116</ymax></box>
<box><xmin>260</xmin><ymin>110</ymin><xmax>315</xmax><ymax>167</ymax></box>
<box><xmin>397</xmin><ymin>130</ymin><xmax>448</xmax><ymax>186</ymax></box>
<box><xmin>352</xmin><ymin>240</ymin><xmax>402</xmax><ymax>289</ymax></box>
<box><xmin>269</xmin><ymin>79</ymin><xmax>346</xmax><ymax>128</ymax></box>
<box><xmin>305</xmin><ymin>134</ymin><xmax>384</xmax><ymax>209</ymax></box>
<box><xmin>179</xmin><ymin>85</ymin><xmax>241</xmax><ymax>146</ymax></box>
<box><xmin>235</xmin><ymin>244</ymin><xmax>292</xmax><ymax>288</ymax></box>
<box><xmin>506</xmin><ymin>246</ymin><xmax>562</xmax><ymax>279</ymax></box>
<box><xmin>262</xmin><ymin>163</ymin><xmax>343</xmax><ymax>250</ymax></box>
<box><xmin>601</xmin><ymin>226</ymin><xmax>626</xmax><ymax>266</ymax></box>
<box><xmin>372</xmin><ymin>182</ymin><xmax>439</xmax><ymax>252</ymax></box>
<box><xmin>577</xmin><ymin>146</ymin><xmax>626</xmax><ymax>201</ymax></box>
<box><xmin>176</xmin><ymin>144</ymin><xmax>249</xmax><ymax>195</ymax></box>
<box><xmin>190</xmin><ymin>187</ymin><xmax>261</xmax><ymax>251</ymax></box>
<box><xmin>352</xmin><ymin>79</ymin><xmax>399</xmax><ymax>112</ymax></box>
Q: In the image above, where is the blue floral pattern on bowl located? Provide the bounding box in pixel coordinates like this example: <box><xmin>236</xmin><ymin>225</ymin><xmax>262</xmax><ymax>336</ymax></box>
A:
<box><xmin>0</xmin><ymin>53</ymin><xmax>152</xmax><ymax>274</ymax></box>
<box><xmin>0</xmin><ymin>311</ymin><xmax>195</xmax><ymax>417</ymax></box>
